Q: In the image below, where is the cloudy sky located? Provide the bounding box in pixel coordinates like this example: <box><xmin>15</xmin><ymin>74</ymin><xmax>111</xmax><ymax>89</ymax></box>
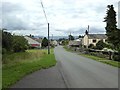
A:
<box><xmin>1</xmin><ymin>0</ymin><xmax>119</xmax><ymax>36</ymax></box>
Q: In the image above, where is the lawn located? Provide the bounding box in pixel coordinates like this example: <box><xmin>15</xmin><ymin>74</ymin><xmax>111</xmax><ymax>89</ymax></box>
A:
<box><xmin>2</xmin><ymin>49</ymin><xmax>56</xmax><ymax>89</ymax></box>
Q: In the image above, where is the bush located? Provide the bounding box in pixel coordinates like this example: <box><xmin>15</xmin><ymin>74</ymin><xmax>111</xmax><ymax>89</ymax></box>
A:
<box><xmin>2</xmin><ymin>30</ymin><xmax>29</xmax><ymax>53</ymax></box>
<box><xmin>96</xmin><ymin>40</ymin><xmax>107</xmax><ymax>50</ymax></box>
<box><xmin>2</xmin><ymin>48</ymin><xmax>7</xmax><ymax>54</ymax></box>
<box><xmin>42</xmin><ymin>37</ymin><xmax>48</xmax><ymax>47</ymax></box>
<box><xmin>113</xmin><ymin>54</ymin><xmax>120</xmax><ymax>61</ymax></box>
<box><xmin>88</xmin><ymin>44</ymin><xmax>94</xmax><ymax>48</ymax></box>
<box><xmin>12</xmin><ymin>36</ymin><xmax>28</xmax><ymax>52</ymax></box>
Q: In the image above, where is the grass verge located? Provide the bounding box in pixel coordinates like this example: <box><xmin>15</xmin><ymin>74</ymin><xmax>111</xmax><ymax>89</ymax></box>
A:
<box><xmin>80</xmin><ymin>54</ymin><xmax>120</xmax><ymax>68</ymax></box>
<box><xmin>2</xmin><ymin>49</ymin><xmax>56</xmax><ymax>88</ymax></box>
<box><xmin>63</xmin><ymin>46</ymin><xmax>73</xmax><ymax>52</ymax></box>
<box><xmin>64</xmin><ymin>46</ymin><xmax>120</xmax><ymax>68</ymax></box>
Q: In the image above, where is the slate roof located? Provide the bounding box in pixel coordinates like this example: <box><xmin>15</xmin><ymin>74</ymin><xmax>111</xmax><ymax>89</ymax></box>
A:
<box><xmin>87</xmin><ymin>34</ymin><xmax>107</xmax><ymax>39</ymax></box>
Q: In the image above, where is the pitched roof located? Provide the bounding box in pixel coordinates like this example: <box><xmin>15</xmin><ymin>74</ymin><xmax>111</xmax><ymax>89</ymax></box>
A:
<box><xmin>24</xmin><ymin>36</ymin><xmax>40</xmax><ymax>45</ymax></box>
<box><xmin>87</xmin><ymin>34</ymin><xmax>107</xmax><ymax>39</ymax></box>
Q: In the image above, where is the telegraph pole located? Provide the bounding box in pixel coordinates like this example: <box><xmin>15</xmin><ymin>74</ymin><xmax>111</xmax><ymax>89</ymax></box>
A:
<box><xmin>48</xmin><ymin>23</ymin><xmax>50</xmax><ymax>54</ymax></box>
<box><xmin>40</xmin><ymin>0</ymin><xmax>50</xmax><ymax>54</ymax></box>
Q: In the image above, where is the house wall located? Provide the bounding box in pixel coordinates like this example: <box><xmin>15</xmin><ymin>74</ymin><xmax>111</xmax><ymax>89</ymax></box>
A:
<box><xmin>82</xmin><ymin>35</ymin><xmax>88</xmax><ymax>47</ymax></box>
<box><xmin>88</xmin><ymin>39</ymin><xmax>101</xmax><ymax>46</ymax></box>
<box><xmin>82</xmin><ymin>35</ymin><xmax>106</xmax><ymax>47</ymax></box>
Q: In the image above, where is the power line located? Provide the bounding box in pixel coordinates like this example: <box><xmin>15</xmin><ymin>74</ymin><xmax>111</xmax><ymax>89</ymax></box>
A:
<box><xmin>40</xmin><ymin>0</ymin><xmax>48</xmax><ymax>23</ymax></box>
<box><xmin>40</xmin><ymin>0</ymin><xmax>50</xmax><ymax>54</ymax></box>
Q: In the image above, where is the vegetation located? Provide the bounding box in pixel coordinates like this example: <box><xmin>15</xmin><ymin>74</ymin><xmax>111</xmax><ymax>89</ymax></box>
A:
<box><xmin>78</xmin><ymin>35</ymin><xmax>84</xmax><ymax>38</ymax></box>
<box><xmin>2</xmin><ymin>29</ymin><xmax>28</xmax><ymax>54</ymax></box>
<box><xmin>61</xmin><ymin>40</ymin><xmax>69</xmax><ymax>45</ymax></box>
<box><xmin>64</xmin><ymin>46</ymin><xmax>120</xmax><ymax>68</ymax></box>
<box><xmin>88</xmin><ymin>44</ymin><xmax>94</xmax><ymax>49</ymax></box>
<box><xmin>2</xmin><ymin>49</ymin><xmax>56</xmax><ymax>88</ymax></box>
<box><xmin>104</xmin><ymin>5</ymin><xmax>120</xmax><ymax>60</ymax></box>
<box><xmin>68</xmin><ymin>35</ymin><xmax>74</xmax><ymax>40</ymax></box>
<box><xmin>85</xmin><ymin>30</ymin><xmax>88</xmax><ymax>35</ymax></box>
<box><xmin>42</xmin><ymin>37</ymin><xmax>48</xmax><ymax>48</ymax></box>
<box><xmin>12</xmin><ymin>36</ymin><xmax>28</xmax><ymax>52</ymax></box>
<box><xmin>80</xmin><ymin>54</ymin><xmax>120</xmax><ymax>68</ymax></box>
<box><xmin>63</xmin><ymin>46</ymin><xmax>73</xmax><ymax>52</ymax></box>
<box><xmin>96</xmin><ymin>40</ymin><xmax>107</xmax><ymax>50</ymax></box>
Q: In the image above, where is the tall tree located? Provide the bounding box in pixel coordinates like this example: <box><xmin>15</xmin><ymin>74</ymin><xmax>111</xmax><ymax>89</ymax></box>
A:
<box><xmin>104</xmin><ymin>5</ymin><xmax>117</xmax><ymax>31</ymax></box>
<box><xmin>104</xmin><ymin>5</ymin><xmax>120</xmax><ymax>49</ymax></box>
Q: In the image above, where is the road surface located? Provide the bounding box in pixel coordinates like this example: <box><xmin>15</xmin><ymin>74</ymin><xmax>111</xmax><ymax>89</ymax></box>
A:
<box><xmin>11</xmin><ymin>65</ymin><xmax>67</xmax><ymax>88</ymax></box>
<box><xmin>54</xmin><ymin>46</ymin><xmax>118</xmax><ymax>88</ymax></box>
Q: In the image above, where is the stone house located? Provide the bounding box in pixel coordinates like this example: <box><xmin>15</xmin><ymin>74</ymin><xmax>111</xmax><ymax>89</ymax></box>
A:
<box><xmin>82</xmin><ymin>34</ymin><xmax>107</xmax><ymax>48</ymax></box>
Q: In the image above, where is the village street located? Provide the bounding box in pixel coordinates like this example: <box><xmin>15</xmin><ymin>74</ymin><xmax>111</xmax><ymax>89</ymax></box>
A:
<box><xmin>11</xmin><ymin>46</ymin><xmax>118</xmax><ymax>88</ymax></box>
<box><xmin>54</xmin><ymin>46</ymin><xmax>118</xmax><ymax>88</ymax></box>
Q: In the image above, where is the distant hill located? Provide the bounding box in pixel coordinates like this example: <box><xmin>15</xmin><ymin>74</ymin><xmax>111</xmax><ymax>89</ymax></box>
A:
<box><xmin>34</xmin><ymin>36</ymin><xmax>79</xmax><ymax>40</ymax></box>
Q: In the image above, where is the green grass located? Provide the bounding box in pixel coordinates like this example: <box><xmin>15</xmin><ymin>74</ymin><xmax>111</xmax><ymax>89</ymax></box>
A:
<box><xmin>64</xmin><ymin>46</ymin><xmax>120</xmax><ymax>68</ymax></box>
<box><xmin>2</xmin><ymin>49</ymin><xmax>56</xmax><ymax>88</ymax></box>
<box><xmin>63</xmin><ymin>46</ymin><xmax>73</xmax><ymax>52</ymax></box>
<box><xmin>80</xmin><ymin>54</ymin><xmax>120</xmax><ymax>68</ymax></box>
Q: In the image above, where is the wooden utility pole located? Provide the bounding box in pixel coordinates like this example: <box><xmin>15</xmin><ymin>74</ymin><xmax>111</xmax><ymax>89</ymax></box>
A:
<box><xmin>48</xmin><ymin>23</ymin><xmax>50</xmax><ymax>54</ymax></box>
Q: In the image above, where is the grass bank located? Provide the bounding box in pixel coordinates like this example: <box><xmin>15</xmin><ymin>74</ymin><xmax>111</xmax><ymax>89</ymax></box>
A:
<box><xmin>63</xmin><ymin>46</ymin><xmax>73</xmax><ymax>52</ymax></box>
<box><xmin>80</xmin><ymin>54</ymin><xmax>120</xmax><ymax>68</ymax></box>
<box><xmin>64</xmin><ymin>46</ymin><xmax>120</xmax><ymax>68</ymax></box>
<box><xmin>2</xmin><ymin>49</ymin><xmax>56</xmax><ymax>88</ymax></box>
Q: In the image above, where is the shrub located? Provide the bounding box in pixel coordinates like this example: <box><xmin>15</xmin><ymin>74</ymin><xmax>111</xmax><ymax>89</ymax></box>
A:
<box><xmin>96</xmin><ymin>40</ymin><xmax>107</xmax><ymax>50</ymax></box>
<box><xmin>88</xmin><ymin>44</ymin><xmax>94</xmax><ymax>48</ymax></box>
<box><xmin>12</xmin><ymin>36</ymin><xmax>28</xmax><ymax>52</ymax></box>
<box><xmin>2</xmin><ymin>48</ymin><xmax>7</xmax><ymax>54</ymax></box>
<box><xmin>113</xmin><ymin>54</ymin><xmax>120</xmax><ymax>62</ymax></box>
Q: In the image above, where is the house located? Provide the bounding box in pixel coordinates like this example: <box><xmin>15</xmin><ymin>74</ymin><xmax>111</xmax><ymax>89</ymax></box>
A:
<box><xmin>50</xmin><ymin>40</ymin><xmax>58</xmax><ymax>46</ymax></box>
<box><xmin>82</xmin><ymin>33</ymin><xmax>107</xmax><ymax>48</ymax></box>
<box><xmin>69</xmin><ymin>38</ymin><xmax>82</xmax><ymax>47</ymax></box>
<box><xmin>24</xmin><ymin>36</ymin><xmax>41</xmax><ymax>48</ymax></box>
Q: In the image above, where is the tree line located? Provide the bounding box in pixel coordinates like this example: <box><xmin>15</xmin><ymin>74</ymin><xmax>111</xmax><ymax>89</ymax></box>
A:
<box><xmin>1</xmin><ymin>29</ymin><xmax>28</xmax><ymax>54</ymax></box>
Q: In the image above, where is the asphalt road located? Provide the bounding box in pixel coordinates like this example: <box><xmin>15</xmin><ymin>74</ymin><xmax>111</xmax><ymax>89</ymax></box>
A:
<box><xmin>54</xmin><ymin>46</ymin><xmax>118</xmax><ymax>88</ymax></box>
<box><xmin>11</xmin><ymin>65</ymin><xmax>67</xmax><ymax>88</ymax></box>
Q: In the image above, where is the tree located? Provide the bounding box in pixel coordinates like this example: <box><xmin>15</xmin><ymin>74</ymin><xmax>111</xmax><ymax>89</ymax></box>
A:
<box><xmin>2</xmin><ymin>29</ymin><xmax>28</xmax><ymax>53</ymax></box>
<box><xmin>12</xmin><ymin>36</ymin><xmax>28</xmax><ymax>52</ymax></box>
<box><xmin>96</xmin><ymin>40</ymin><xmax>107</xmax><ymax>50</ymax></box>
<box><xmin>85</xmin><ymin>30</ymin><xmax>88</xmax><ymax>35</ymax></box>
<box><xmin>104</xmin><ymin>5</ymin><xmax>120</xmax><ymax>60</ymax></box>
<box><xmin>61</xmin><ymin>40</ymin><xmax>69</xmax><ymax>45</ymax></box>
<box><xmin>2</xmin><ymin>30</ymin><xmax>13</xmax><ymax>52</ymax></box>
<box><xmin>104</xmin><ymin>5</ymin><xmax>119</xmax><ymax>48</ymax></box>
<box><xmin>68</xmin><ymin>35</ymin><xmax>74</xmax><ymax>40</ymax></box>
<box><xmin>78</xmin><ymin>35</ymin><xmax>83</xmax><ymax>38</ymax></box>
<box><xmin>88</xmin><ymin>44</ymin><xmax>94</xmax><ymax>49</ymax></box>
<box><xmin>42</xmin><ymin>37</ymin><xmax>48</xmax><ymax>47</ymax></box>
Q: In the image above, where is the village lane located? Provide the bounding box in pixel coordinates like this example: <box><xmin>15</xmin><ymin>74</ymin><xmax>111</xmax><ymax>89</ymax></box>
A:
<box><xmin>54</xmin><ymin>46</ymin><xmax>118</xmax><ymax>88</ymax></box>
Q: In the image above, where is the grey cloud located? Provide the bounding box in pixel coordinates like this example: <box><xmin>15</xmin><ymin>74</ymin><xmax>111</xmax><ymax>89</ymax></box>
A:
<box><xmin>2</xmin><ymin>2</ymin><xmax>24</xmax><ymax>14</ymax></box>
<box><xmin>2</xmin><ymin>2</ymin><xmax>46</xmax><ymax>30</ymax></box>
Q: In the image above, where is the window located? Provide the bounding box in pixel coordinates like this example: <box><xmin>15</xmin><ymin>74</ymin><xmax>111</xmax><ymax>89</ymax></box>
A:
<box><xmin>93</xmin><ymin>39</ymin><xmax>96</xmax><ymax>43</ymax></box>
